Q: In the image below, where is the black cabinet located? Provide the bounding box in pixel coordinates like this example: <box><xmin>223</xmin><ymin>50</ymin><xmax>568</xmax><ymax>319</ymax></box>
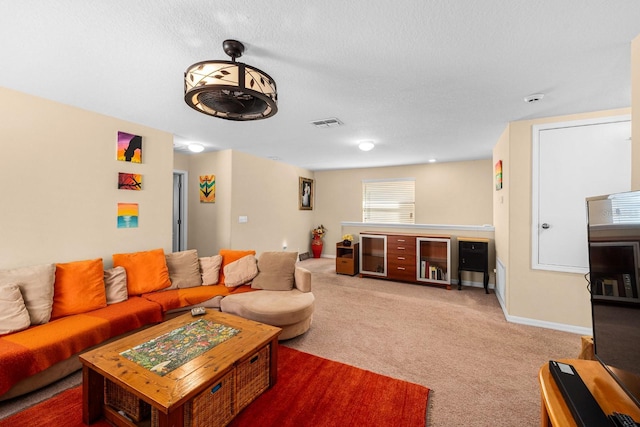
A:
<box><xmin>458</xmin><ymin>238</ymin><xmax>489</xmax><ymax>293</ymax></box>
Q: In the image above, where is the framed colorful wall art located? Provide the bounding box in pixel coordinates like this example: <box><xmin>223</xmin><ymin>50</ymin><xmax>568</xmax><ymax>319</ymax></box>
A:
<box><xmin>200</xmin><ymin>175</ymin><xmax>215</xmax><ymax>203</ymax></box>
<box><xmin>117</xmin><ymin>131</ymin><xmax>142</xmax><ymax>163</ymax></box>
<box><xmin>118</xmin><ymin>173</ymin><xmax>142</xmax><ymax>190</ymax></box>
<box><xmin>117</xmin><ymin>203</ymin><xmax>139</xmax><ymax>228</ymax></box>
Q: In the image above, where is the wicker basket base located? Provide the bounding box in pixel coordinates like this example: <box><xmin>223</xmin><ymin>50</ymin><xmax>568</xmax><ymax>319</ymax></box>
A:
<box><xmin>105</xmin><ymin>379</ymin><xmax>151</xmax><ymax>422</ymax></box>
<box><xmin>151</xmin><ymin>369</ymin><xmax>236</xmax><ymax>427</ymax></box>
<box><xmin>236</xmin><ymin>345</ymin><xmax>270</xmax><ymax>412</ymax></box>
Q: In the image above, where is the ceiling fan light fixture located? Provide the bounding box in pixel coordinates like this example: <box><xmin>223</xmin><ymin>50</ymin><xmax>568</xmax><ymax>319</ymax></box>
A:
<box><xmin>184</xmin><ymin>40</ymin><xmax>278</xmax><ymax>121</ymax></box>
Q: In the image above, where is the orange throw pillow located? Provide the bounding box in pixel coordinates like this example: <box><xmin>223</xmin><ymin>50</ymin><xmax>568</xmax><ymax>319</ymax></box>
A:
<box><xmin>51</xmin><ymin>258</ymin><xmax>107</xmax><ymax>319</ymax></box>
<box><xmin>113</xmin><ymin>248</ymin><xmax>171</xmax><ymax>295</ymax></box>
<box><xmin>218</xmin><ymin>249</ymin><xmax>256</xmax><ymax>285</ymax></box>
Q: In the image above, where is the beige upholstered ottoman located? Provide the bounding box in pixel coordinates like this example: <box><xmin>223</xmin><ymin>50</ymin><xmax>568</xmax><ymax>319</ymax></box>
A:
<box><xmin>220</xmin><ymin>289</ymin><xmax>314</xmax><ymax>340</ymax></box>
<box><xmin>221</xmin><ymin>253</ymin><xmax>315</xmax><ymax>340</ymax></box>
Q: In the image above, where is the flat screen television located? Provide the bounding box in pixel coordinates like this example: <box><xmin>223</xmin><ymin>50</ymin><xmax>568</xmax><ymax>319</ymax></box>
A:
<box><xmin>587</xmin><ymin>190</ymin><xmax>640</xmax><ymax>409</ymax></box>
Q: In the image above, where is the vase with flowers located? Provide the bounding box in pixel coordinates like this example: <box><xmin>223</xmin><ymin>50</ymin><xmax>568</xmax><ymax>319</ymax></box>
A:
<box><xmin>311</xmin><ymin>225</ymin><xmax>326</xmax><ymax>258</ymax></box>
<box><xmin>342</xmin><ymin>234</ymin><xmax>354</xmax><ymax>247</ymax></box>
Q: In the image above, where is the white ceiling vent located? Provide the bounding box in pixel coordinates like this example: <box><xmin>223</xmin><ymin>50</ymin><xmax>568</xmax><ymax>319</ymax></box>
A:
<box><xmin>310</xmin><ymin>117</ymin><xmax>343</xmax><ymax>128</ymax></box>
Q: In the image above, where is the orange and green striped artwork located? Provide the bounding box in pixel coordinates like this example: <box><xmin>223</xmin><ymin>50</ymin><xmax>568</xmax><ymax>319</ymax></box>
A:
<box><xmin>200</xmin><ymin>175</ymin><xmax>215</xmax><ymax>203</ymax></box>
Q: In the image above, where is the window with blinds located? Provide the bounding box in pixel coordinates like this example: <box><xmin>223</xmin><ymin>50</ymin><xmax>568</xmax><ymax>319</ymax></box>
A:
<box><xmin>362</xmin><ymin>178</ymin><xmax>415</xmax><ymax>224</ymax></box>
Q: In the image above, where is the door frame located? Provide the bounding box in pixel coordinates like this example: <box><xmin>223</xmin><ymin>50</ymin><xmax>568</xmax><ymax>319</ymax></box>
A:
<box><xmin>531</xmin><ymin>114</ymin><xmax>630</xmax><ymax>273</ymax></box>
<box><xmin>173</xmin><ymin>170</ymin><xmax>188</xmax><ymax>252</ymax></box>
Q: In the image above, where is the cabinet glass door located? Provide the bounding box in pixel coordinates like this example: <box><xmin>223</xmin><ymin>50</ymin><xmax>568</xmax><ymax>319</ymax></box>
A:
<box><xmin>417</xmin><ymin>237</ymin><xmax>450</xmax><ymax>285</ymax></box>
<box><xmin>360</xmin><ymin>234</ymin><xmax>387</xmax><ymax>276</ymax></box>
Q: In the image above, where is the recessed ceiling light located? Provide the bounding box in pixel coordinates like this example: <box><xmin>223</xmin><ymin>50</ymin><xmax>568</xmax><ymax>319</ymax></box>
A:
<box><xmin>358</xmin><ymin>141</ymin><xmax>375</xmax><ymax>151</ymax></box>
<box><xmin>188</xmin><ymin>143</ymin><xmax>205</xmax><ymax>153</ymax></box>
<box><xmin>428</xmin><ymin>158</ymin><xmax>437</xmax><ymax>163</ymax></box>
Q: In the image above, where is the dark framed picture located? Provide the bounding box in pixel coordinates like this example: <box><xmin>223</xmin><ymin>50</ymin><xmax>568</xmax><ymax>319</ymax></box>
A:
<box><xmin>299</xmin><ymin>177</ymin><xmax>313</xmax><ymax>210</ymax></box>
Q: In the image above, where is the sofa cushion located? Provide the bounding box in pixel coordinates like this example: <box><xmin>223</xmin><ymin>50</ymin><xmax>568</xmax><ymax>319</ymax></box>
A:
<box><xmin>199</xmin><ymin>255</ymin><xmax>223</xmax><ymax>285</ymax></box>
<box><xmin>104</xmin><ymin>266</ymin><xmax>128</xmax><ymax>304</ymax></box>
<box><xmin>0</xmin><ymin>264</ymin><xmax>55</xmax><ymax>325</ymax></box>
<box><xmin>113</xmin><ymin>248</ymin><xmax>171</xmax><ymax>295</ymax></box>
<box><xmin>0</xmin><ymin>283</ymin><xmax>31</xmax><ymax>335</ymax></box>
<box><xmin>142</xmin><ymin>285</ymin><xmax>256</xmax><ymax>312</ymax></box>
<box><xmin>218</xmin><ymin>249</ymin><xmax>256</xmax><ymax>285</ymax></box>
<box><xmin>223</xmin><ymin>255</ymin><xmax>258</xmax><ymax>287</ymax></box>
<box><xmin>220</xmin><ymin>290</ymin><xmax>315</xmax><ymax>327</ymax></box>
<box><xmin>0</xmin><ymin>296</ymin><xmax>163</xmax><ymax>397</ymax></box>
<box><xmin>51</xmin><ymin>259</ymin><xmax>107</xmax><ymax>320</ymax></box>
<box><xmin>165</xmin><ymin>249</ymin><xmax>201</xmax><ymax>289</ymax></box>
<box><xmin>252</xmin><ymin>252</ymin><xmax>298</xmax><ymax>291</ymax></box>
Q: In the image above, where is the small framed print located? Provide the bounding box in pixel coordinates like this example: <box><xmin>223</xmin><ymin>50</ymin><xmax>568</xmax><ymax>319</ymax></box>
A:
<box><xmin>299</xmin><ymin>177</ymin><xmax>313</xmax><ymax>210</ymax></box>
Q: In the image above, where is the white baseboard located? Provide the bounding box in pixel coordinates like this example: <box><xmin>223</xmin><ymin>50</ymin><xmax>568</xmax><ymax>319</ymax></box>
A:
<box><xmin>496</xmin><ymin>295</ymin><xmax>591</xmax><ymax>336</ymax></box>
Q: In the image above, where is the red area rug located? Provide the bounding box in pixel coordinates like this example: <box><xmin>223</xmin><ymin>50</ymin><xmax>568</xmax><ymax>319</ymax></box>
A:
<box><xmin>0</xmin><ymin>346</ymin><xmax>430</xmax><ymax>427</ymax></box>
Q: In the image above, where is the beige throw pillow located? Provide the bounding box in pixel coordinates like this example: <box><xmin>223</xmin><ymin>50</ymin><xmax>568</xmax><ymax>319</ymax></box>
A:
<box><xmin>0</xmin><ymin>283</ymin><xmax>31</xmax><ymax>335</ymax></box>
<box><xmin>0</xmin><ymin>263</ymin><xmax>55</xmax><ymax>324</ymax></box>
<box><xmin>165</xmin><ymin>249</ymin><xmax>201</xmax><ymax>289</ymax></box>
<box><xmin>199</xmin><ymin>255</ymin><xmax>223</xmax><ymax>285</ymax></box>
<box><xmin>104</xmin><ymin>266</ymin><xmax>128</xmax><ymax>304</ymax></box>
<box><xmin>223</xmin><ymin>255</ymin><xmax>258</xmax><ymax>288</ymax></box>
<box><xmin>251</xmin><ymin>252</ymin><xmax>298</xmax><ymax>291</ymax></box>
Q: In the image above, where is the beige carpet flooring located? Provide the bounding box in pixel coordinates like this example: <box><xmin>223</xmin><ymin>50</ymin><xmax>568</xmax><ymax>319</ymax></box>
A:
<box><xmin>285</xmin><ymin>258</ymin><xmax>582</xmax><ymax>426</ymax></box>
<box><xmin>0</xmin><ymin>258</ymin><xmax>583</xmax><ymax>426</ymax></box>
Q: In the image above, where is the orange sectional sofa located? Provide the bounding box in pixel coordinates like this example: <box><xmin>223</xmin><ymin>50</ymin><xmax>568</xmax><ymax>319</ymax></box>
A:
<box><xmin>0</xmin><ymin>248</ymin><xmax>260</xmax><ymax>401</ymax></box>
<box><xmin>0</xmin><ymin>247</ymin><xmax>313</xmax><ymax>401</ymax></box>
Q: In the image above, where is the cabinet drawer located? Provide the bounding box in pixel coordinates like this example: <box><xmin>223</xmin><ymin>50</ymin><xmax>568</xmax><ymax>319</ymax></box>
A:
<box><xmin>387</xmin><ymin>245</ymin><xmax>416</xmax><ymax>256</ymax></box>
<box><xmin>460</xmin><ymin>241</ymin><xmax>487</xmax><ymax>253</ymax></box>
<box><xmin>387</xmin><ymin>235</ymin><xmax>415</xmax><ymax>245</ymax></box>
<box><xmin>387</xmin><ymin>264</ymin><xmax>416</xmax><ymax>281</ymax></box>
<box><xmin>459</xmin><ymin>256</ymin><xmax>486</xmax><ymax>271</ymax></box>
<box><xmin>387</xmin><ymin>236</ymin><xmax>416</xmax><ymax>251</ymax></box>
<box><xmin>336</xmin><ymin>258</ymin><xmax>355</xmax><ymax>274</ymax></box>
<box><xmin>388</xmin><ymin>253</ymin><xmax>416</xmax><ymax>265</ymax></box>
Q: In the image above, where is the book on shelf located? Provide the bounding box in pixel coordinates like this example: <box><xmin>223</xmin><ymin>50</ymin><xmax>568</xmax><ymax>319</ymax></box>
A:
<box><xmin>427</xmin><ymin>265</ymin><xmax>445</xmax><ymax>281</ymax></box>
<box><xmin>420</xmin><ymin>260</ymin><xmax>429</xmax><ymax>278</ymax></box>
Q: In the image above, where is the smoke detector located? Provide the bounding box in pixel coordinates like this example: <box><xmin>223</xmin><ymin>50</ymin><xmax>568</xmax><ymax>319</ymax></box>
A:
<box><xmin>524</xmin><ymin>93</ymin><xmax>545</xmax><ymax>103</ymax></box>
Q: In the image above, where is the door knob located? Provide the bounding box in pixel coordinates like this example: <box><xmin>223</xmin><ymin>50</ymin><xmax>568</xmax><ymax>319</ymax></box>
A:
<box><xmin>541</xmin><ymin>223</ymin><xmax>550</xmax><ymax>229</ymax></box>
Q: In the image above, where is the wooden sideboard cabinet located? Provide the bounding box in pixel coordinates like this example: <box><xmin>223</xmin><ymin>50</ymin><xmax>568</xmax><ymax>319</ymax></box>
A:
<box><xmin>336</xmin><ymin>242</ymin><xmax>359</xmax><ymax>276</ymax></box>
<box><xmin>360</xmin><ymin>232</ymin><xmax>451</xmax><ymax>289</ymax></box>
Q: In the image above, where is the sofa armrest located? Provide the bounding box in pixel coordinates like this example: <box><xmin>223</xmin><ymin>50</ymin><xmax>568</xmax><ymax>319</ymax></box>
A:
<box><xmin>294</xmin><ymin>267</ymin><xmax>312</xmax><ymax>292</ymax></box>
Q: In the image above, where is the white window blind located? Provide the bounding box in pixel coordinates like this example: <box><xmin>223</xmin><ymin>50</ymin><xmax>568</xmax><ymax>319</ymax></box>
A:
<box><xmin>610</xmin><ymin>192</ymin><xmax>640</xmax><ymax>224</ymax></box>
<box><xmin>362</xmin><ymin>178</ymin><xmax>415</xmax><ymax>224</ymax></box>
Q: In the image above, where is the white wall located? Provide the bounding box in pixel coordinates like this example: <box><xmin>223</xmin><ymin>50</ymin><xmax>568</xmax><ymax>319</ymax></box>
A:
<box><xmin>176</xmin><ymin>150</ymin><xmax>315</xmax><ymax>257</ymax></box>
<box><xmin>0</xmin><ymin>87</ymin><xmax>174</xmax><ymax>269</ymax></box>
<box><xmin>494</xmin><ymin>108</ymin><xmax>630</xmax><ymax>331</ymax></box>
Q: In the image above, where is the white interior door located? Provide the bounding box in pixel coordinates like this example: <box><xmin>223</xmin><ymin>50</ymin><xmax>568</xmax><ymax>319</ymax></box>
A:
<box><xmin>532</xmin><ymin>117</ymin><xmax>631</xmax><ymax>273</ymax></box>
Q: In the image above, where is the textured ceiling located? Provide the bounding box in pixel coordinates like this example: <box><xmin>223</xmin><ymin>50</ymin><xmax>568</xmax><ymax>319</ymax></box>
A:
<box><xmin>1</xmin><ymin>1</ymin><xmax>640</xmax><ymax>170</ymax></box>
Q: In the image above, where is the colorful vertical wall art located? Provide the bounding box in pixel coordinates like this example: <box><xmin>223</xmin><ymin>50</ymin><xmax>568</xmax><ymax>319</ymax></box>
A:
<box><xmin>200</xmin><ymin>175</ymin><xmax>215</xmax><ymax>203</ymax></box>
<box><xmin>117</xmin><ymin>131</ymin><xmax>142</xmax><ymax>163</ymax></box>
<box><xmin>118</xmin><ymin>173</ymin><xmax>142</xmax><ymax>190</ymax></box>
<box><xmin>495</xmin><ymin>160</ymin><xmax>503</xmax><ymax>190</ymax></box>
<box><xmin>117</xmin><ymin>203</ymin><xmax>139</xmax><ymax>228</ymax></box>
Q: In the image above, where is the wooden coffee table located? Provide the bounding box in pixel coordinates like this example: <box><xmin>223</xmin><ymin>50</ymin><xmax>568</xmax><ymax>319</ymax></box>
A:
<box><xmin>79</xmin><ymin>310</ymin><xmax>281</xmax><ymax>427</ymax></box>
